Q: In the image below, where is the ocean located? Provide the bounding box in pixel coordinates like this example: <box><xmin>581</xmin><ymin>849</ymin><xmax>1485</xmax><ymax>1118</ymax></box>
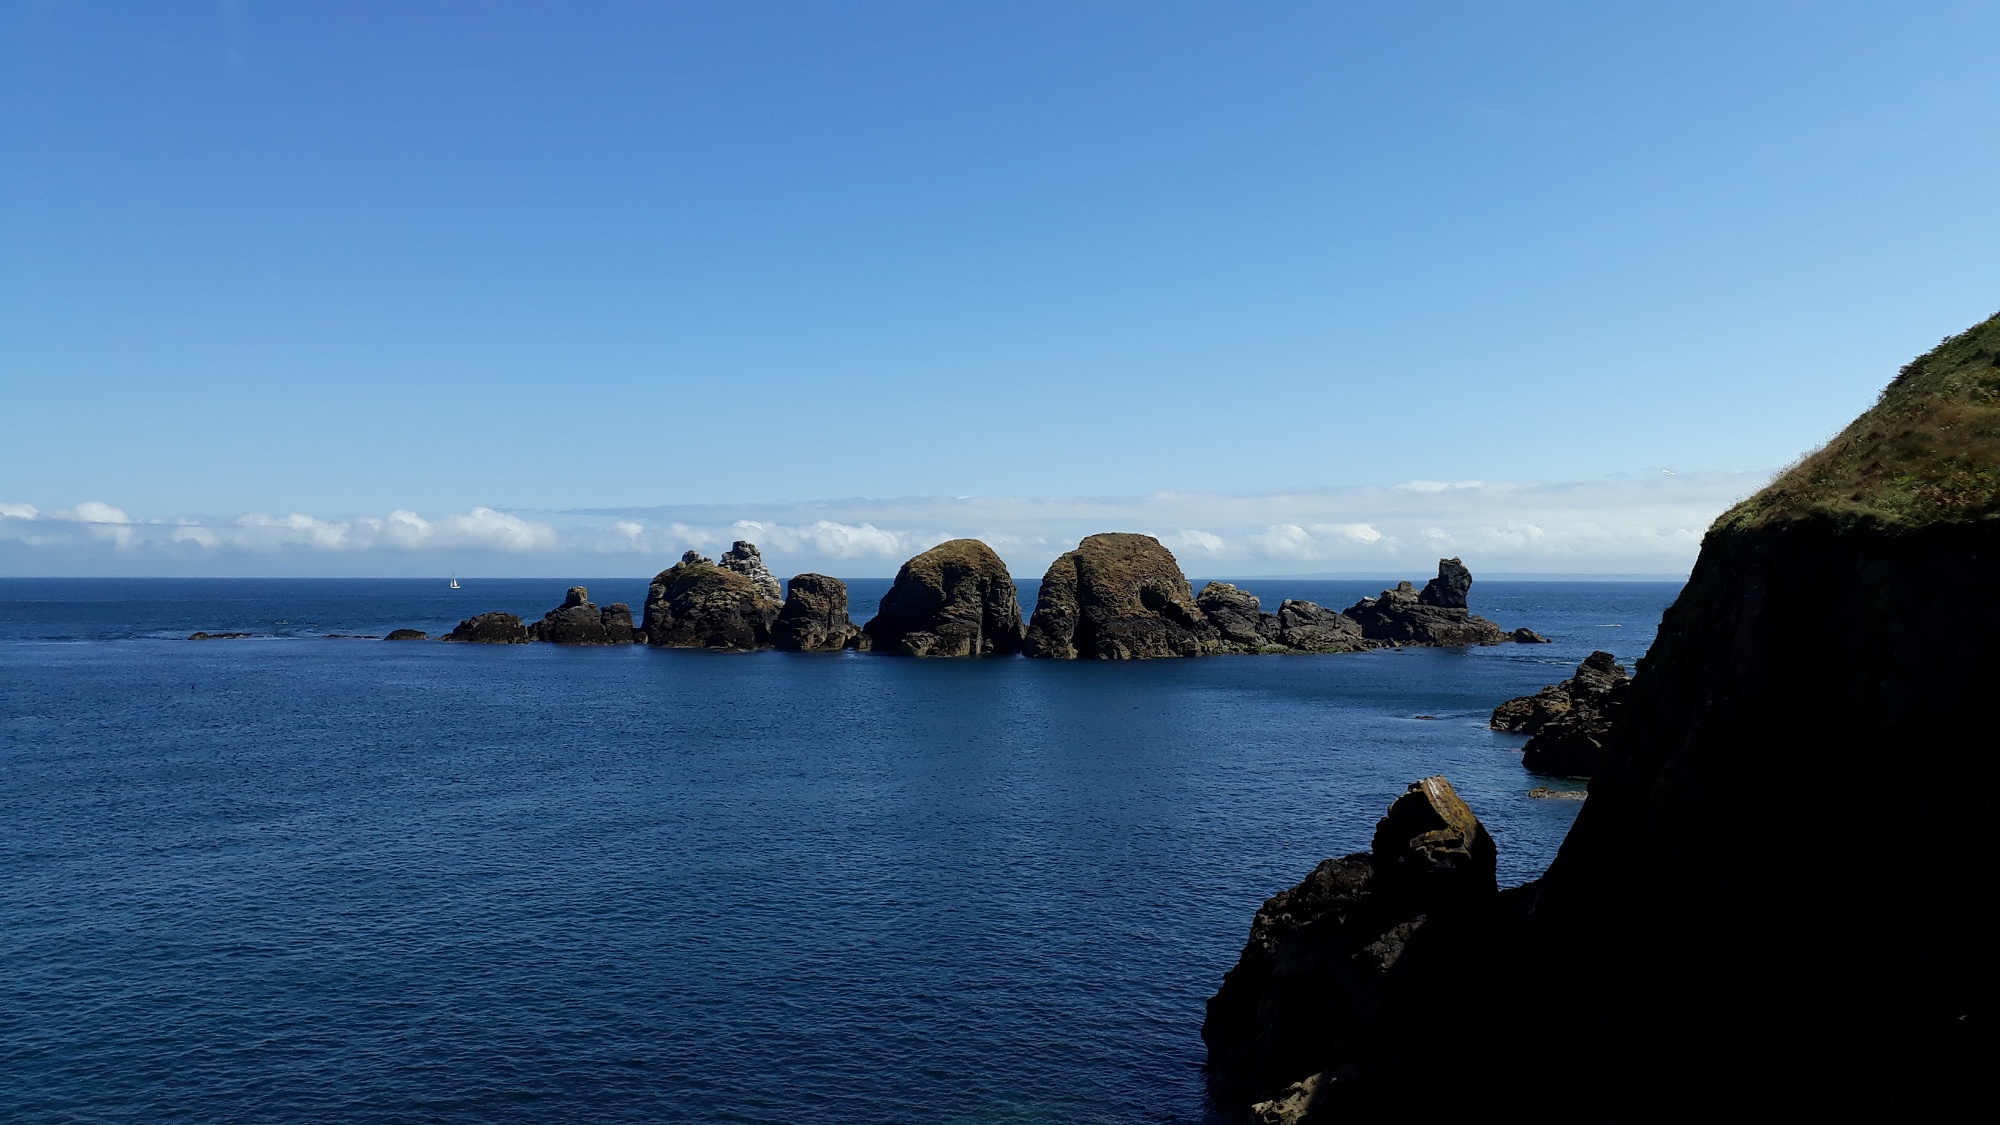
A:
<box><xmin>0</xmin><ymin>577</ymin><xmax>1678</xmax><ymax>1124</ymax></box>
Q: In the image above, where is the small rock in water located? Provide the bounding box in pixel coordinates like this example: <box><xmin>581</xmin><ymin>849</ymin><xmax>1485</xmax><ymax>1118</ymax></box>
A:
<box><xmin>385</xmin><ymin>629</ymin><xmax>429</xmax><ymax>640</ymax></box>
<box><xmin>1527</xmin><ymin>787</ymin><xmax>1587</xmax><ymax>800</ymax></box>
<box><xmin>188</xmin><ymin>631</ymin><xmax>253</xmax><ymax>640</ymax></box>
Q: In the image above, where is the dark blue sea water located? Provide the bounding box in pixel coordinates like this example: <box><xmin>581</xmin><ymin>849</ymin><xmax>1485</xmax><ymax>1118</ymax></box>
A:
<box><xmin>0</xmin><ymin>577</ymin><xmax>1679</xmax><ymax>1124</ymax></box>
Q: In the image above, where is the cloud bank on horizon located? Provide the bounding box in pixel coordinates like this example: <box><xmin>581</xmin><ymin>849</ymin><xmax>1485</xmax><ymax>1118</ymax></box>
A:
<box><xmin>0</xmin><ymin>470</ymin><xmax>1767</xmax><ymax>579</ymax></box>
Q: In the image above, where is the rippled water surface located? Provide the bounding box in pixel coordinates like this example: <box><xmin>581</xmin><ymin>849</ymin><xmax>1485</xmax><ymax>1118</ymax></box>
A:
<box><xmin>0</xmin><ymin>578</ymin><xmax>1678</xmax><ymax>1124</ymax></box>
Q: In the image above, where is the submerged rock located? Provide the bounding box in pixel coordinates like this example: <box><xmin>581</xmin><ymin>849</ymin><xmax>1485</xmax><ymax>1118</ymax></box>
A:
<box><xmin>1202</xmin><ymin>777</ymin><xmax>1497</xmax><ymax>1107</ymax></box>
<box><xmin>863</xmin><ymin>539</ymin><xmax>1025</xmax><ymax>657</ymax></box>
<box><xmin>442</xmin><ymin>612</ymin><xmax>530</xmax><ymax>644</ymax></box>
<box><xmin>1342</xmin><ymin>559</ymin><xmax>1509</xmax><ymax>646</ymax></box>
<box><xmin>1490</xmin><ymin>650</ymin><xmax>1627</xmax><ymax>734</ymax></box>
<box><xmin>384</xmin><ymin>629</ymin><xmax>428</xmax><ymax>641</ymax></box>
<box><xmin>772</xmin><ymin>573</ymin><xmax>862</xmax><ymax>651</ymax></box>
<box><xmin>643</xmin><ymin>549</ymin><xmax>781</xmax><ymax>650</ymax></box>
<box><xmin>1024</xmin><ymin>533</ymin><xmax>1218</xmax><ymax>659</ymax></box>
<box><xmin>187</xmin><ymin>631</ymin><xmax>253</xmax><ymax>640</ymax></box>
<box><xmin>528</xmin><ymin>586</ymin><xmax>637</xmax><ymax>645</ymax></box>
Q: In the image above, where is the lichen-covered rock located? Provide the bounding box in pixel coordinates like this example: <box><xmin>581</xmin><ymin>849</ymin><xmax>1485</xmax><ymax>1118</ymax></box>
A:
<box><xmin>642</xmin><ymin>549</ymin><xmax>781</xmax><ymax>650</ymax></box>
<box><xmin>442</xmin><ymin>612</ymin><xmax>529</xmax><ymax>644</ymax></box>
<box><xmin>1342</xmin><ymin>559</ymin><xmax>1509</xmax><ymax>646</ymax></box>
<box><xmin>1490</xmin><ymin>651</ymin><xmax>1627</xmax><ymax>734</ymax></box>
<box><xmin>863</xmin><ymin>539</ymin><xmax>1025</xmax><ymax>657</ymax></box>
<box><xmin>1024</xmin><ymin>533</ymin><xmax>1218</xmax><ymax>659</ymax></box>
<box><xmin>719</xmin><ymin>540</ymin><xmax>783</xmax><ymax>601</ymax></box>
<box><xmin>528</xmin><ymin>586</ymin><xmax>637</xmax><ymax>645</ymax></box>
<box><xmin>772</xmin><ymin>573</ymin><xmax>861</xmax><ymax>652</ymax></box>
<box><xmin>1202</xmin><ymin>777</ymin><xmax>1497</xmax><ymax>1107</ymax></box>
<box><xmin>384</xmin><ymin>628</ymin><xmax>428</xmax><ymax>641</ymax></box>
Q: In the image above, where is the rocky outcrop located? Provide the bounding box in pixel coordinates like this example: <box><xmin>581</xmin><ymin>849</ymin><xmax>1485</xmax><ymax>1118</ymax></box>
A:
<box><xmin>642</xmin><ymin>549</ymin><xmax>781</xmax><ymax>650</ymax></box>
<box><xmin>442</xmin><ymin>612</ymin><xmax>529</xmax><ymax>644</ymax></box>
<box><xmin>719</xmin><ymin>540</ymin><xmax>783</xmax><ymax>601</ymax></box>
<box><xmin>1024</xmin><ymin>533</ymin><xmax>1218</xmax><ymax>659</ymax></box>
<box><xmin>1510</xmin><ymin>627</ymin><xmax>1550</xmax><ymax>643</ymax></box>
<box><xmin>187</xmin><ymin>631</ymin><xmax>253</xmax><ymax>640</ymax></box>
<box><xmin>862</xmin><ymin>539</ymin><xmax>1024</xmax><ymax>657</ymax></box>
<box><xmin>527</xmin><ymin>586</ymin><xmax>636</xmax><ymax>645</ymax></box>
<box><xmin>1491</xmin><ymin>651</ymin><xmax>1631</xmax><ymax>777</ymax></box>
<box><xmin>772</xmin><ymin>573</ymin><xmax>863</xmax><ymax>651</ymax></box>
<box><xmin>1341</xmin><ymin>558</ymin><xmax>1510</xmax><ymax>646</ymax></box>
<box><xmin>384</xmin><ymin>629</ymin><xmax>428</xmax><ymax>640</ymax></box>
<box><xmin>1273</xmin><ymin>600</ymin><xmax>1370</xmax><ymax>653</ymax></box>
<box><xmin>1490</xmin><ymin>650</ymin><xmax>1627</xmax><ymax>734</ymax></box>
<box><xmin>1193</xmin><ymin>583</ymin><xmax>1372</xmax><ymax>654</ymax></box>
<box><xmin>1202</xmin><ymin>777</ymin><xmax>1497</xmax><ymax>1107</ymax></box>
<box><xmin>1204</xmin><ymin>311</ymin><xmax>2000</xmax><ymax>1121</ymax></box>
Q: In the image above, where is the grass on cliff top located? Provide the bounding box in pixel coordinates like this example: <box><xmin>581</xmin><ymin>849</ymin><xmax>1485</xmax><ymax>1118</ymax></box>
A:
<box><xmin>1719</xmin><ymin>309</ymin><xmax>2000</xmax><ymax>531</ymax></box>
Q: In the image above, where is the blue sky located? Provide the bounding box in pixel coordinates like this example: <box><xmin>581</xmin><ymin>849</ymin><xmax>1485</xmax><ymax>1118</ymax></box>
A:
<box><xmin>3</xmin><ymin>2</ymin><xmax>1996</xmax><ymax>577</ymax></box>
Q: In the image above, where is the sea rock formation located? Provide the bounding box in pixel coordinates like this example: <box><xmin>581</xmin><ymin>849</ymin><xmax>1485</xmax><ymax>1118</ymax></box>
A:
<box><xmin>1202</xmin><ymin>777</ymin><xmax>1497</xmax><ymax>1107</ymax></box>
<box><xmin>1196</xmin><ymin>582</ymin><xmax>1277</xmax><ymax>649</ymax></box>
<box><xmin>863</xmin><ymin>539</ymin><xmax>1025</xmax><ymax>656</ymax></box>
<box><xmin>719</xmin><ymin>540</ymin><xmax>783</xmax><ymax>601</ymax></box>
<box><xmin>1341</xmin><ymin>558</ymin><xmax>1509</xmax><ymax>646</ymax></box>
<box><xmin>1024</xmin><ymin>533</ymin><xmax>1218</xmax><ymax>659</ymax></box>
<box><xmin>1490</xmin><ymin>650</ymin><xmax>1627</xmax><ymax>734</ymax></box>
<box><xmin>1203</xmin><ymin>310</ymin><xmax>2000</xmax><ymax>1120</ymax></box>
<box><xmin>384</xmin><ymin>629</ymin><xmax>428</xmax><ymax>641</ymax></box>
<box><xmin>642</xmin><ymin>549</ymin><xmax>782</xmax><ymax>650</ymax></box>
<box><xmin>187</xmin><ymin>631</ymin><xmax>253</xmax><ymax>640</ymax></box>
<box><xmin>1193</xmin><ymin>582</ymin><xmax>1375</xmax><ymax>655</ymax></box>
<box><xmin>1510</xmin><ymin>627</ymin><xmax>1551</xmax><ymax>643</ymax></box>
<box><xmin>1274</xmin><ymin>600</ymin><xmax>1370</xmax><ymax>653</ymax></box>
<box><xmin>772</xmin><ymin>573</ymin><xmax>863</xmax><ymax>651</ymax></box>
<box><xmin>442</xmin><ymin>612</ymin><xmax>529</xmax><ymax>644</ymax></box>
<box><xmin>527</xmin><ymin>586</ymin><xmax>637</xmax><ymax>645</ymax></box>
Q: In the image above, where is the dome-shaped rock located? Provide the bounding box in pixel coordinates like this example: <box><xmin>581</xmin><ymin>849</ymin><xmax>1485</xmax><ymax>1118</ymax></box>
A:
<box><xmin>1024</xmin><ymin>533</ymin><xmax>1218</xmax><ymax>659</ymax></box>
<box><xmin>772</xmin><ymin>573</ymin><xmax>863</xmax><ymax>652</ymax></box>
<box><xmin>863</xmin><ymin>539</ymin><xmax>1025</xmax><ymax>657</ymax></box>
<box><xmin>642</xmin><ymin>549</ymin><xmax>781</xmax><ymax>650</ymax></box>
<box><xmin>443</xmin><ymin>611</ymin><xmax>529</xmax><ymax>644</ymax></box>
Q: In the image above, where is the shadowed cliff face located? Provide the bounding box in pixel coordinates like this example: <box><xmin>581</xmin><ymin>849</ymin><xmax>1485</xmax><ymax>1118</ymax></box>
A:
<box><xmin>1214</xmin><ymin>312</ymin><xmax>2000</xmax><ymax>1122</ymax></box>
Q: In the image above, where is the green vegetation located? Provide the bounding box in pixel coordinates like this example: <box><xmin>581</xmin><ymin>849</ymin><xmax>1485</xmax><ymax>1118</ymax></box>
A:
<box><xmin>1719</xmin><ymin>310</ymin><xmax>2000</xmax><ymax>530</ymax></box>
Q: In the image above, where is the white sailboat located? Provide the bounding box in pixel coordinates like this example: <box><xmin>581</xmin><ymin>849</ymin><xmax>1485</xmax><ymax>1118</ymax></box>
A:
<box><xmin>449</xmin><ymin>575</ymin><xmax>460</xmax><ymax>590</ymax></box>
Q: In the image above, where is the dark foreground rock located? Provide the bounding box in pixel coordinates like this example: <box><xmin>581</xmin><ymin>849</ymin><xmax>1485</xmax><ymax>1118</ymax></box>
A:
<box><xmin>1202</xmin><ymin>777</ymin><xmax>1497</xmax><ymax>1108</ymax></box>
<box><xmin>863</xmin><ymin>539</ymin><xmax>1024</xmax><ymax>657</ymax></box>
<box><xmin>1024</xmin><ymin>533</ymin><xmax>1217</xmax><ymax>658</ymax></box>
<box><xmin>1203</xmin><ymin>311</ymin><xmax>2000</xmax><ymax>1121</ymax></box>
<box><xmin>443</xmin><ymin>612</ymin><xmax>529</xmax><ymax>644</ymax></box>
<box><xmin>384</xmin><ymin>629</ymin><xmax>428</xmax><ymax>640</ymax></box>
<box><xmin>1341</xmin><ymin>558</ymin><xmax>1509</xmax><ymax>646</ymax></box>
<box><xmin>643</xmin><ymin>549</ymin><xmax>781</xmax><ymax>650</ymax></box>
<box><xmin>528</xmin><ymin>586</ymin><xmax>636</xmax><ymax>645</ymax></box>
<box><xmin>772</xmin><ymin>573</ymin><xmax>863</xmax><ymax>651</ymax></box>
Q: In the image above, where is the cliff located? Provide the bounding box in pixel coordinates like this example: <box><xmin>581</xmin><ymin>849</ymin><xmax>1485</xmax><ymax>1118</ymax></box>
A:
<box><xmin>1208</xmin><ymin>311</ymin><xmax>2000</xmax><ymax>1120</ymax></box>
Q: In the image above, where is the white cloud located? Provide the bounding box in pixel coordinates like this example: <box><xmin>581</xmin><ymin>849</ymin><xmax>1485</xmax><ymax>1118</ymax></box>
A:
<box><xmin>0</xmin><ymin>469</ymin><xmax>1771</xmax><ymax>576</ymax></box>
<box><xmin>63</xmin><ymin>501</ymin><xmax>131</xmax><ymax>524</ymax></box>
